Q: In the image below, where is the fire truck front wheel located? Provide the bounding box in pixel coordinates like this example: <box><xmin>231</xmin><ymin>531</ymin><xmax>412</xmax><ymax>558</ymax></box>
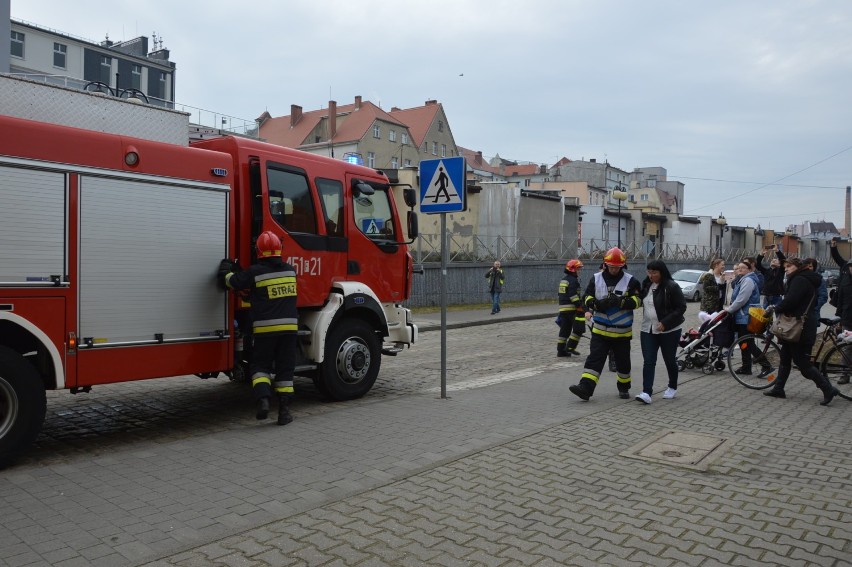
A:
<box><xmin>0</xmin><ymin>346</ymin><xmax>47</xmax><ymax>469</ymax></box>
<box><xmin>319</xmin><ymin>320</ymin><xmax>382</xmax><ymax>401</ymax></box>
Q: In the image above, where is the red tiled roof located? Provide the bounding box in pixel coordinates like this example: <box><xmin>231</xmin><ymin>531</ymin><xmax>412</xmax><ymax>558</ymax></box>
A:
<box><xmin>260</xmin><ymin>100</ymin><xmax>406</xmax><ymax>148</ymax></box>
<box><xmin>504</xmin><ymin>164</ymin><xmax>540</xmax><ymax>177</ymax></box>
<box><xmin>457</xmin><ymin>146</ymin><xmax>502</xmax><ymax>176</ymax></box>
<box><xmin>388</xmin><ymin>101</ymin><xmax>441</xmax><ymax>147</ymax></box>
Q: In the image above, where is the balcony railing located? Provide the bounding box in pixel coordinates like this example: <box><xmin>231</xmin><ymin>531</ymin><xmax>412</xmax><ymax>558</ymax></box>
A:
<box><xmin>7</xmin><ymin>73</ymin><xmax>259</xmax><ymax>137</ymax></box>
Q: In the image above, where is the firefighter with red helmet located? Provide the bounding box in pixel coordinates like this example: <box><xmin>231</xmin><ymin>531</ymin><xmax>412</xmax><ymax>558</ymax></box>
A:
<box><xmin>557</xmin><ymin>259</ymin><xmax>586</xmax><ymax>357</ymax></box>
<box><xmin>568</xmin><ymin>247</ymin><xmax>641</xmax><ymax>401</ymax></box>
<box><xmin>218</xmin><ymin>231</ymin><xmax>299</xmax><ymax>425</ymax></box>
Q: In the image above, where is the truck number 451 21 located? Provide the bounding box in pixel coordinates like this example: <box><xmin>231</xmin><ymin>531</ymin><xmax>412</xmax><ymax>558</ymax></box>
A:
<box><xmin>286</xmin><ymin>257</ymin><xmax>321</xmax><ymax>276</ymax></box>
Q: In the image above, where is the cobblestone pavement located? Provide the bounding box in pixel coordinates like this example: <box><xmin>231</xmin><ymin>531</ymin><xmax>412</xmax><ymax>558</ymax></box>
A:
<box><xmin>2</xmin><ymin>303</ymin><xmax>850</xmax><ymax>566</ymax></box>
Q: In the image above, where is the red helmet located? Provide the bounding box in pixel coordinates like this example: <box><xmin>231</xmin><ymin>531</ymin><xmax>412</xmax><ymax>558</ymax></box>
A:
<box><xmin>256</xmin><ymin>231</ymin><xmax>282</xmax><ymax>258</ymax></box>
<box><xmin>603</xmin><ymin>247</ymin><xmax>626</xmax><ymax>267</ymax></box>
<box><xmin>565</xmin><ymin>259</ymin><xmax>584</xmax><ymax>272</ymax></box>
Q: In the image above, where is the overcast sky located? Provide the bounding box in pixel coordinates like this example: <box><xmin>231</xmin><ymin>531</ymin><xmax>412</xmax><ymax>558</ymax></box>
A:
<box><xmin>11</xmin><ymin>0</ymin><xmax>852</xmax><ymax>233</ymax></box>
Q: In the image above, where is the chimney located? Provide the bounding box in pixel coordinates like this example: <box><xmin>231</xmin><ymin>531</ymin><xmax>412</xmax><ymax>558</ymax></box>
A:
<box><xmin>425</xmin><ymin>99</ymin><xmax>437</xmax><ymax>106</ymax></box>
<box><xmin>846</xmin><ymin>186</ymin><xmax>851</xmax><ymax>236</ymax></box>
<box><xmin>290</xmin><ymin>104</ymin><xmax>302</xmax><ymax>128</ymax></box>
<box><xmin>475</xmin><ymin>151</ymin><xmax>483</xmax><ymax>165</ymax></box>
<box><xmin>354</xmin><ymin>95</ymin><xmax>362</xmax><ymax>109</ymax></box>
<box><xmin>391</xmin><ymin>106</ymin><xmax>401</xmax><ymax>112</ymax></box>
<box><xmin>328</xmin><ymin>100</ymin><xmax>337</xmax><ymax>140</ymax></box>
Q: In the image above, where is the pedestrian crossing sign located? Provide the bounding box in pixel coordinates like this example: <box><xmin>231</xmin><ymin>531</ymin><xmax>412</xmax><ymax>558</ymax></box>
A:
<box><xmin>419</xmin><ymin>157</ymin><xmax>466</xmax><ymax>214</ymax></box>
<box><xmin>361</xmin><ymin>218</ymin><xmax>384</xmax><ymax>234</ymax></box>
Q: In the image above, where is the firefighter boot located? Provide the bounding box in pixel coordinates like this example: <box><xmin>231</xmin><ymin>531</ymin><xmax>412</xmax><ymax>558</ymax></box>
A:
<box><xmin>256</xmin><ymin>396</ymin><xmax>270</xmax><ymax>420</ymax></box>
<box><xmin>569</xmin><ymin>378</ymin><xmax>596</xmax><ymax>401</ymax></box>
<box><xmin>277</xmin><ymin>395</ymin><xmax>294</xmax><ymax>426</ymax></box>
<box><xmin>763</xmin><ymin>365</ymin><xmax>790</xmax><ymax>398</ymax></box>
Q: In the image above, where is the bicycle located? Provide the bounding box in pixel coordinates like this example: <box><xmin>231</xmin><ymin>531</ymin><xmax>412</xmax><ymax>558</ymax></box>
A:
<box><xmin>728</xmin><ymin>315</ymin><xmax>852</xmax><ymax>399</ymax></box>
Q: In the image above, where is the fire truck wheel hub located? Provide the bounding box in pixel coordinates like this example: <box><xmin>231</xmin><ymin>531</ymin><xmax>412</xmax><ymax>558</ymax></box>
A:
<box><xmin>336</xmin><ymin>339</ymin><xmax>371</xmax><ymax>383</ymax></box>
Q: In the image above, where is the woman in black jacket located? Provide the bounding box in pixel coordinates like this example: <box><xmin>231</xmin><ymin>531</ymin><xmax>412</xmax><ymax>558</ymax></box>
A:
<box><xmin>636</xmin><ymin>260</ymin><xmax>687</xmax><ymax>404</ymax></box>
<box><xmin>764</xmin><ymin>258</ymin><xmax>839</xmax><ymax>405</ymax></box>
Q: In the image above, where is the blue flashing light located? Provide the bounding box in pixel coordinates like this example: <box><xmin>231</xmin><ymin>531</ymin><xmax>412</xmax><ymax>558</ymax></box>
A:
<box><xmin>343</xmin><ymin>153</ymin><xmax>363</xmax><ymax>166</ymax></box>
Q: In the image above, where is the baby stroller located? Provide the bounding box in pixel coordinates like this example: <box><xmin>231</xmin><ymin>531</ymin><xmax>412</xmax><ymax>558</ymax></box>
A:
<box><xmin>676</xmin><ymin>311</ymin><xmax>733</xmax><ymax>374</ymax></box>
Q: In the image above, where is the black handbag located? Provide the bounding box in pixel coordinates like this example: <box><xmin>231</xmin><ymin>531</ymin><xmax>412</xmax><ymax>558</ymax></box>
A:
<box><xmin>770</xmin><ymin>291</ymin><xmax>816</xmax><ymax>343</ymax></box>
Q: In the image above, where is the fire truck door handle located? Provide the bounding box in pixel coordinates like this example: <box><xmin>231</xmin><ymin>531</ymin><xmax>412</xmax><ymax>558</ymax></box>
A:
<box><xmin>0</xmin><ymin>304</ymin><xmax>12</xmax><ymax>311</ymax></box>
<box><xmin>347</xmin><ymin>260</ymin><xmax>360</xmax><ymax>275</ymax></box>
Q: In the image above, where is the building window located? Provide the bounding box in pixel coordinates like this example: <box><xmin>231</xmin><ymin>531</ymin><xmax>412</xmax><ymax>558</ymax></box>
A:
<box><xmin>391</xmin><ymin>157</ymin><xmax>398</xmax><ymax>169</ymax></box>
<box><xmin>438</xmin><ymin>120</ymin><xmax>444</xmax><ymax>132</ymax></box>
<box><xmin>640</xmin><ymin>193</ymin><xmax>649</xmax><ymax>201</ymax></box>
<box><xmin>389</xmin><ymin>130</ymin><xmax>396</xmax><ymax>142</ymax></box>
<box><xmin>11</xmin><ymin>31</ymin><xmax>24</xmax><ymax>58</ymax></box>
<box><xmin>431</xmin><ymin>142</ymin><xmax>437</xmax><ymax>155</ymax></box>
<box><xmin>588</xmin><ymin>192</ymin><xmax>593</xmax><ymax>205</ymax></box>
<box><xmin>131</xmin><ymin>64</ymin><xmax>142</xmax><ymax>90</ymax></box>
<box><xmin>373</xmin><ymin>125</ymin><xmax>381</xmax><ymax>139</ymax></box>
<box><xmin>401</xmin><ymin>132</ymin><xmax>409</xmax><ymax>145</ymax></box>
<box><xmin>53</xmin><ymin>42</ymin><xmax>66</xmax><ymax>68</ymax></box>
<box><xmin>159</xmin><ymin>73</ymin><xmax>166</xmax><ymax>98</ymax></box>
<box><xmin>524</xmin><ymin>179</ymin><xmax>530</xmax><ymax>187</ymax></box>
<box><xmin>100</xmin><ymin>55</ymin><xmax>112</xmax><ymax>84</ymax></box>
<box><xmin>441</xmin><ymin>144</ymin><xmax>446</xmax><ymax>157</ymax></box>
<box><xmin>404</xmin><ymin>159</ymin><xmax>411</xmax><ymax>166</ymax></box>
<box><xmin>367</xmin><ymin>152</ymin><xmax>375</xmax><ymax>168</ymax></box>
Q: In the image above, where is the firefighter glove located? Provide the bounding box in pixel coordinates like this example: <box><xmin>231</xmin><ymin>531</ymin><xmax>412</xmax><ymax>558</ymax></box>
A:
<box><xmin>620</xmin><ymin>296</ymin><xmax>635</xmax><ymax>309</ymax></box>
<box><xmin>585</xmin><ymin>298</ymin><xmax>598</xmax><ymax>311</ymax></box>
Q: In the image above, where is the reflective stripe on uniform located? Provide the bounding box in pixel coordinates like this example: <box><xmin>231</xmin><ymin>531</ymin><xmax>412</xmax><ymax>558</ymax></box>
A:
<box><xmin>253</xmin><ymin>317</ymin><xmax>298</xmax><ymax>333</ymax></box>
<box><xmin>581</xmin><ymin>370</ymin><xmax>600</xmax><ymax>384</ymax></box>
<box><xmin>591</xmin><ymin>323</ymin><xmax>633</xmax><ymax>338</ymax></box>
<box><xmin>616</xmin><ymin>372</ymin><xmax>631</xmax><ymax>384</ymax></box>
<box><xmin>273</xmin><ymin>379</ymin><xmax>294</xmax><ymax>394</ymax></box>
<box><xmin>252</xmin><ymin>374</ymin><xmax>272</xmax><ymax>387</ymax></box>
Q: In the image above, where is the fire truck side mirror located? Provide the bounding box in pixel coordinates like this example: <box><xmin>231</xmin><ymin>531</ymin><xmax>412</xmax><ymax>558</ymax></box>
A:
<box><xmin>403</xmin><ymin>187</ymin><xmax>417</xmax><ymax>208</ymax></box>
<box><xmin>353</xmin><ymin>182</ymin><xmax>375</xmax><ymax>197</ymax></box>
<box><xmin>407</xmin><ymin>211</ymin><xmax>419</xmax><ymax>239</ymax></box>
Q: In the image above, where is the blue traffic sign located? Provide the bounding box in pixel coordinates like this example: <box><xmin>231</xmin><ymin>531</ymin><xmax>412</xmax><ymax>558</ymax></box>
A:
<box><xmin>419</xmin><ymin>157</ymin><xmax>466</xmax><ymax>213</ymax></box>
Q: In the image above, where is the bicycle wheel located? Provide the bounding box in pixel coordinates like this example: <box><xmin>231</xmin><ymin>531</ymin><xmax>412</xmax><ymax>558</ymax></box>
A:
<box><xmin>727</xmin><ymin>334</ymin><xmax>782</xmax><ymax>389</ymax></box>
<box><xmin>818</xmin><ymin>343</ymin><xmax>852</xmax><ymax>401</ymax></box>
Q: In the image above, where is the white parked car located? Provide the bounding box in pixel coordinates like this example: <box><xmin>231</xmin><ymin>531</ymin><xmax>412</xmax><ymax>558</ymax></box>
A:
<box><xmin>671</xmin><ymin>269</ymin><xmax>706</xmax><ymax>302</ymax></box>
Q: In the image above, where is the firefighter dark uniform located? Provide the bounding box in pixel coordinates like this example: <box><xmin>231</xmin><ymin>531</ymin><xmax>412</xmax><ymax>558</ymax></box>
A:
<box><xmin>219</xmin><ymin>231</ymin><xmax>298</xmax><ymax>425</ymax></box>
<box><xmin>557</xmin><ymin>259</ymin><xmax>585</xmax><ymax>357</ymax></box>
<box><xmin>569</xmin><ymin>247</ymin><xmax>641</xmax><ymax>401</ymax></box>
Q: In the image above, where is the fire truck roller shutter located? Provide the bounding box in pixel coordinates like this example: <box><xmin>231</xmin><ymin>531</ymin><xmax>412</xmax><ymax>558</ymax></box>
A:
<box><xmin>78</xmin><ymin>175</ymin><xmax>229</xmax><ymax>344</ymax></box>
<box><xmin>0</xmin><ymin>165</ymin><xmax>66</xmax><ymax>284</ymax></box>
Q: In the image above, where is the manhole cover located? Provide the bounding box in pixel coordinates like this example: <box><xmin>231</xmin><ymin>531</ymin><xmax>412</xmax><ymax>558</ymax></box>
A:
<box><xmin>622</xmin><ymin>430</ymin><xmax>735</xmax><ymax>471</ymax></box>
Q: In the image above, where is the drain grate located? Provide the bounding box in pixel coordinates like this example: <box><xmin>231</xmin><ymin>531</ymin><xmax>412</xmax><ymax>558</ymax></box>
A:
<box><xmin>622</xmin><ymin>430</ymin><xmax>735</xmax><ymax>471</ymax></box>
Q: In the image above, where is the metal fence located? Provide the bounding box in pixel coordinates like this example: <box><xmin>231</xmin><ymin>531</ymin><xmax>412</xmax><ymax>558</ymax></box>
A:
<box><xmin>410</xmin><ymin>234</ymin><xmax>769</xmax><ymax>265</ymax></box>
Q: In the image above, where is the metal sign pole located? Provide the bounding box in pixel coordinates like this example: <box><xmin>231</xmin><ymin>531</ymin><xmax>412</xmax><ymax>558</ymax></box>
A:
<box><xmin>440</xmin><ymin>212</ymin><xmax>448</xmax><ymax>399</ymax></box>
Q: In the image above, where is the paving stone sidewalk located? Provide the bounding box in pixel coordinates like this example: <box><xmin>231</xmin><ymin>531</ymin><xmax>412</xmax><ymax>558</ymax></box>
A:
<box><xmin>146</xmin><ymin>367</ymin><xmax>852</xmax><ymax>566</ymax></box>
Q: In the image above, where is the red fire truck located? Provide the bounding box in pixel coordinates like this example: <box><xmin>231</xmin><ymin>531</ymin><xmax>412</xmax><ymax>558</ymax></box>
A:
<box><xmin>0</xmin><ymin>105</ymin><xmax>419</xmax><ymax>466</ymax></box>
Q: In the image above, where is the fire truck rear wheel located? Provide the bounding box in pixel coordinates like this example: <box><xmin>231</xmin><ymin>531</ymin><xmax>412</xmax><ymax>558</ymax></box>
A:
<box><xmin>0</xmin><ymin>346</ymin><xmax>47</xmax><ymax>469</ymax></box>
<box><xmin>319</xmin><ymin>320</ymin><xmax>382</xmax><ymax>401</ymax></box>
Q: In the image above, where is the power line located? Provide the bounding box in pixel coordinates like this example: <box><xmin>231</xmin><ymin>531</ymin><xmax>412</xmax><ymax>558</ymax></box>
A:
<box><xmin>670</xmin><ymin>176</ymin><xmax>845</xmax><ymax>190</ymax></box>
<box><xmin>685</xmin><ymin>144</ymin><xmax>852</xmax><ymax>214</ymax></box>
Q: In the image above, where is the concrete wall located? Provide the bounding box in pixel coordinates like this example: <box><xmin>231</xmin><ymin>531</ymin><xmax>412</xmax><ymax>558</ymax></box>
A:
<box><xmin>407</xmin><ymin>261</ymin><xmax>706</xmax><ymax>307</ymax></box>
